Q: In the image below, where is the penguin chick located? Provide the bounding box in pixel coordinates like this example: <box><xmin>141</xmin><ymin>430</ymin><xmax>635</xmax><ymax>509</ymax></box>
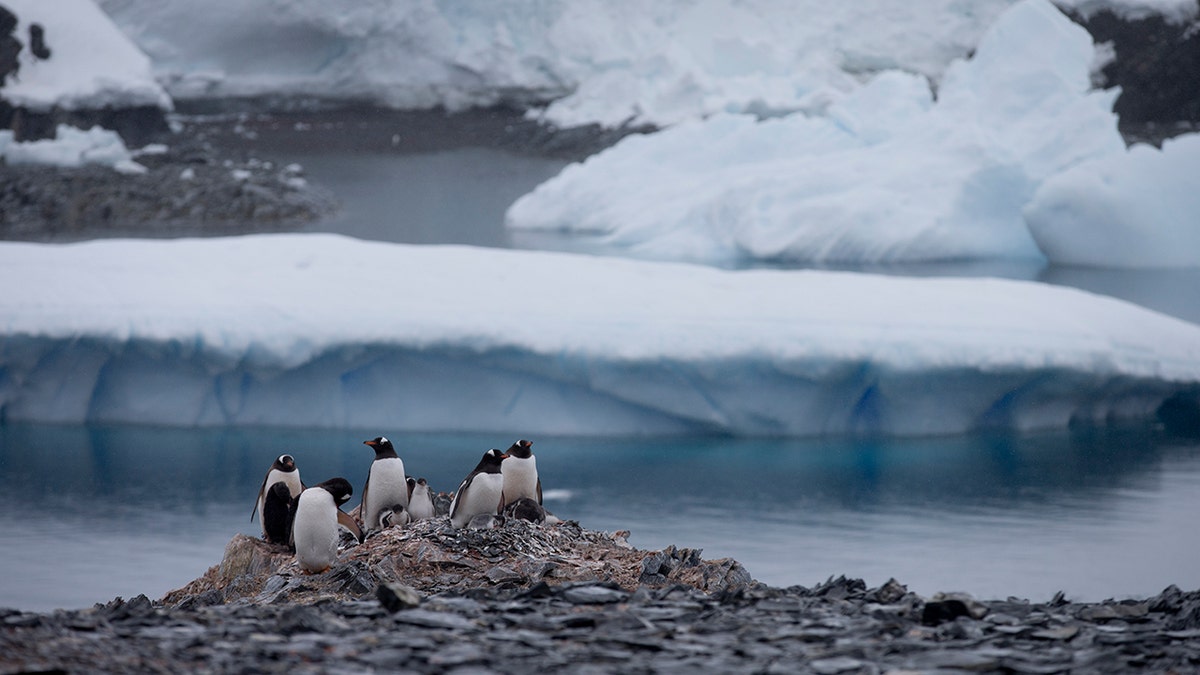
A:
<box><xmin>504</xmin><ymin>496</ymin><xmax>546</xmax><ymax>524</ymax></box>
<box><xmin>252</xmin><ymin>454</ymin><xmax>302</xmax><ymax>538</ymax></box>
<box><xmin>262</xmin><ymin>481</ymin><xmax>296</xmax><ymax>546</ymax></box>
<box><xmin>501</xmin><ymin>439</ymin><xmax>541</xmax><ymax>505</ymax></box>
<box><xmin>467</xmin><ymin>513</ymin><xmax>504</xmax><ymax>530</ymax></box>
<box><xmin>293</xmin><ymin>477</ymin><xmax>361</xmax><ymax>574</ymax></box>
<box><xmin>361</xmin><ymin>437</ymin><xmax>408</xmax><ymax>534</ymax></box>
<box><xmin>407</xmin><ymin>477</ymin><xmax>436</xmax><ymax>521</ymax></box>
<box><xmin>378</xmin><ymin>503</ymin><xmax>410</xmax><ymax>530</ymax></box>
<box><xmin>448</xmin><ymin>449</ymin><xmax>507</xmax><ymax>529</ymax></box>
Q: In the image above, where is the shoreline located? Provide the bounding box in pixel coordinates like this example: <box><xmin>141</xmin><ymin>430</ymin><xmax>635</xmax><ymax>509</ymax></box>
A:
<box><xmin>3</xmin><ymin>519</ymin><xmax>1200</xmax><ymax>673</ymax></box>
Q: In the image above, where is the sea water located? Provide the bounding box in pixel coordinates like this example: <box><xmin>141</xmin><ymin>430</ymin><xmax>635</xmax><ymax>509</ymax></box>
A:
<box><xmin>3</xmin><ymin>121</ymin><xmax>1199</xmax><ymax>612</ymax></box>
<box><xmin>1</xmin><ymin>423</ymin><xmax>1198</xmax><ymax>612</ymax></box>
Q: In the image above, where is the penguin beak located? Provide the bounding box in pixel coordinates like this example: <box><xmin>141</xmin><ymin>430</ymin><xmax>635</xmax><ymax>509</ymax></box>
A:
<box><xmin>499</xmin><ymin>453</ymin><xmax>510</xmax><ymax>460</ymax></box>
<box><xmin>520</xmin><ymin>440</ymin><xmax>531</xmax><ymax>449</ymax></box>
<box><xmin>363</xmin><ymin>440</ymin><xmax>376</xmax><ymax>447</ymax></box>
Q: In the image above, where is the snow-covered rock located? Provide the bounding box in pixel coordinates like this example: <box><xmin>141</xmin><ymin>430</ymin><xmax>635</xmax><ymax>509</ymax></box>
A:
<box><xmin>1</xmin><ymin>234</ymin><xmax>1197</xmax><ymax>436</ymax></box>
<box><xmin>1</xmin><ymin>0</ymin><xmax>170</xmax><ymax>112</ymax></box>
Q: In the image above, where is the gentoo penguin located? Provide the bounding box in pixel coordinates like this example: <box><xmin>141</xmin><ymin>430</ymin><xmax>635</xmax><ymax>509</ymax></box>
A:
<box><xmin>292</xmin><ymin>478</ymin><xmax>363</xmax><ymax>574</ymax></box>
<box><xmin>261</xmin><ymin>482</ymin><xmax>296</xmax><ymax>546</ymax></box>
<box><xmin>501</xmin><ymin>439</ymin><xmax>541</xmax><ymax>505</ymax></box>
<box><xmin>407</xmin><ymin>477</ymin><xmax>436</xmax><ymax>521</ymax></box>
<box><xmin>361</xmin><ymin>437</ymin><xmax>408</xmax><ymax>533</ymax></box>
<box><xmin>252</xmin><ymin>454</ymin><xmax>303</xmax><ymax>537</ymax></box>
<box><xmin>448</xmin><ymin>448</ymin><xmax>507</xmax><ymax>529</ymax></box>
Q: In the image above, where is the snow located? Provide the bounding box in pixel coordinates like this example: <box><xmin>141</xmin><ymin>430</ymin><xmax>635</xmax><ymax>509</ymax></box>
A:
<box><xmin>506</xmin><ymin>0</ymin><xmax>1131</xmax><ymax>266</ymax></box>
<box><xmin>1025</xmin><ymin>134</ymin><xmax>1200</xmax><ymax>267</ymax></box>
<box><xmin>0</xmin><ymin>124</ymin><xmax>146</xmax><ymax>173</ymax></box>
<box><xmin>1</xmin><ymin>234</ymin><xmax>1198</xmax><ymax>436</ymax></box>
<box><xmin>0</xmin><ymin>0</ymin><xmax>170</xmax><ymax>112</ymax></box>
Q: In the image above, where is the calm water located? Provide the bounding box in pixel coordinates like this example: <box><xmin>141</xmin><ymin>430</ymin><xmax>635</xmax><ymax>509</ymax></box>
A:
<box><xmin>4</xmin><ymin>116</ymin><xmax>1199</xmax><ymax>612</ymax></box>
<box><xmin>2</xmin><ymin>423</ymin><xmax>1199</xmax><ymax>612</ymax></box>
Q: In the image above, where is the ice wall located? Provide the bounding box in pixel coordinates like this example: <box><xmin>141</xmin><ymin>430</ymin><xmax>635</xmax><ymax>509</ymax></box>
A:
<box><xmin>2</xmin><ymin>234</ymin><xmax>1198</xmax><ymax>436</ymax></box>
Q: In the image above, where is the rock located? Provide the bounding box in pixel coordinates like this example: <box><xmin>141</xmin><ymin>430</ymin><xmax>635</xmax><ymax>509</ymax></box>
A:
<box><xmin>377</xmin><ymin>582</ymin><xmax>421</xmax><ymax>613</ymax></box>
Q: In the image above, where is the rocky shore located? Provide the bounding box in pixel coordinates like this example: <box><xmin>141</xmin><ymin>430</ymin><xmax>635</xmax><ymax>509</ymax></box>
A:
<box><xmin>4</xmin><ymin>517</ymin><xmax>1200</xmax><ymax>674</ymax></box>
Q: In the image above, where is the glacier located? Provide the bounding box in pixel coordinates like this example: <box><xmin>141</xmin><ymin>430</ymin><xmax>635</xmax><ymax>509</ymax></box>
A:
<box><xmin>1</xmin><ymin>234</ymin><xmax>1198</xmax><ymax>436</ymax></box>
<box><xmin>505</xmin><ymin>0</ymin><xmax>1200</xmax><ymax>269</ymax></box>
<box><xmin>93</xmin><ymin>0</ymin><xmax>1197</xmax><ymax>129</ymax></box>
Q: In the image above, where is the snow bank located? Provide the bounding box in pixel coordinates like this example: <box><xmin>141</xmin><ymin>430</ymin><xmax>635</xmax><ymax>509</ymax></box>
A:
<box><xmin>1025</xmin><ymin>134</ymin><xmax>1200</xmax><ymax>267</ymax></box>
<box><xmin>1</xmin><ymin>0</ymin><xmax>170</xmax><ymax>112</ymax></box>
<box><xmin>0</xmin><ymin>124</ymin><xmax>145</xmax><ymax>173</ymax></box>
<box><xmin>506</xmin><ymin>0</ymin><xmax>1127</xmax><ymax>266</ymax></box>
<box><xmin>1</xmin><ymin>234</ymin><xmax>1197</xmax><ymax>436</ymax></box>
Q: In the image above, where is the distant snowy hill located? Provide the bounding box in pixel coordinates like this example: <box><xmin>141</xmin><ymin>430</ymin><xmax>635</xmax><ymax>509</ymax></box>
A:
<box><xmin>1</xmin><ymin>234</ymin><xmax>1198</xmax><ymax>435</ymax></box>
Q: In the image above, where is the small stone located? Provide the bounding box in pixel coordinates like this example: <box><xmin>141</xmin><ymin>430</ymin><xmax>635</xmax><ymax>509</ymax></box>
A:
<box><xmin>810</xmin><ymin>656</ymin><xmax>865</xmax><ymax>674</ymax></box>
<box><xmin>377</xmin><ymin>582</ymin><xmax>421</xmax><ymax>613</ymax></box>
<box><xmin>562</xmin><ymin>584</ymin><xmax>628</xmax><ymax>605</ymax></box>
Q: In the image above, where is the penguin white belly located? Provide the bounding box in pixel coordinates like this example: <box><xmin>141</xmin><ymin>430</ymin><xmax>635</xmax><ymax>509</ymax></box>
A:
<box><xmin>450</xmin><ymin>473</ymin><xmax>505</xmax><ymax>528</ymax></box>
<box><xmin>408</xmin><ymin>486</ymin><xmax>435</xmax><ymax>520</ymax></box>
<box><xmin>293</xmin><ymin>490</ymin><xmax>338</xmax><ymax>573</ymax></box>
<box><xmin>501</xmin><ymin>456</ymin><xmax>538</xmax><ymax>504</ymax></box>
<box><xmin>257</xmin><ymin>469</ymin><xmax>303</xmax><ymax>526</ymax></box>
<box><xmin>364</xmin><ymin>457</ymin><xmax>408</xmax><ymax>530</ymax></box>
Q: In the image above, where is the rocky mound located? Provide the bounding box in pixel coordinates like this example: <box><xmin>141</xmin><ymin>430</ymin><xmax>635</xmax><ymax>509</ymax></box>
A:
<box><xmin>164</xmin><ymin>517</ymin><xmax>752</xmax><ymax>609</ymax></box>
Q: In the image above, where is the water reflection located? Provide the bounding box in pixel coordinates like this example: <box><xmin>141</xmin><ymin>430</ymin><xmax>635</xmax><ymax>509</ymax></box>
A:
<box><xmin>2</xmin><ymin>423</ymin><xmax>1198</xmax><ymax>611</ymax></box>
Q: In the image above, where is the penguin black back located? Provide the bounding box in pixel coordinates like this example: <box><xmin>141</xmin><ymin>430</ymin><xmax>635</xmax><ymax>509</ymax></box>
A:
<box><xmin>262</xmin><ymin>482</ymin><xmax>296</xmax><ymax>546</ymax></box>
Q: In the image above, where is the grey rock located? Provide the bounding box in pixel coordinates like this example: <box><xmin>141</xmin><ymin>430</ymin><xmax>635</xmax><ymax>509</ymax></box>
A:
<box><xmin>377</xmin><ymin>581</ymin><xmax>422</xmax><ymax>613</ymax></box>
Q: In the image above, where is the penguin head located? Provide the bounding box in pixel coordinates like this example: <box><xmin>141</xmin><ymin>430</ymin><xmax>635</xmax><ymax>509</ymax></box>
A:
<box><xmin>314</xmin><ymin>477</ymin><xmax>354</xmax><ymax>506</ymax></box>
<box><xmin>274</xmin><ymin>454</ymin><xmax>297</xmax><ymax>472</ymax></box>
<box><xmin>476</xmin><ymin>448</ymin><xmax>509</xmax><ymax>472</ymax></box>
<box><xmin>364</xmin><ymin>436</ymin><xmax>399</xmax><ymax>458</ymax></box>
<box><xmin>506</xmin><ymin>439</ymin><xmax>533</xmax><ymax>459</ymax></box>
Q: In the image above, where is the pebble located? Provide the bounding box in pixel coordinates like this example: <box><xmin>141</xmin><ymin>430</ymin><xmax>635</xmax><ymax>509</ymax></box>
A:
<box><xmin>5</xmin><ymin>578</ymin><xmax>1200</xmax><ymax>673</ymax></box>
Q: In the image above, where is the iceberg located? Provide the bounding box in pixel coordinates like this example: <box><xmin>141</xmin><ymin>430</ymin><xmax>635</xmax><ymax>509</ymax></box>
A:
<box><xmin>1</xmin><ymin>0</ymin><xmax>170</xmax><ymax>112</ymax></box>
<box><xmin>1</xmin><ymin>234</ymin><xmax>1197</xmax><ymax>436</ymax></box>
<box><xmin>0</xmin><ymin>124</ymin><xmax>146</xmax><ymax>173</ymax></box>
<box><xmin>506</xmin><ymin>0</ymin><xmax>1138</xmax><ymax>266</ymax></box>
<box><xmin>1024</xmin><ymin>134</ymin><xmax>1200</xmax><ymax>268</ymax></box>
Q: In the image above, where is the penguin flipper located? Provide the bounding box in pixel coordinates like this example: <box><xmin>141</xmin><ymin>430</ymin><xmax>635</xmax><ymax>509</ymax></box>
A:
<box><xmin>337</xmin><ymin>509</ymin><xmax>364</xmax><ymax>544</ymax></box>
<box><xmin>448</xmin><ymin>473</ymin><xmax>474</xmax><ymax>521</ymax></box>
<box><xmin>360</xmin><ymin>466</ymin><xmax>371</xmax><ymax>527</ymax></box>
<box><xmin>536</xmin><ymin>478</ymin><xmax>543</xmax><ymax>505</ymax></box>
<box><xmin>251</xmin><ymin>473</ymin><xmax>270</xmax><ymax>522</ymax></box>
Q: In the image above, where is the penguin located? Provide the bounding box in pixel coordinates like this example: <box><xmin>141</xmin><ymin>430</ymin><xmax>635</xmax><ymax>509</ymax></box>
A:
<box><xmin>504</xmin><ymin>496</ymin><xmax>547</xmax><ymax>524</ymax></box>
<box><xmin>361</xmin><ymin>437</ymin><xmax>408</xmax><ymax>533</ymax></box>
<box><xmin>292</xmin><ymin>477</ymin><xmax>363</xmax><ymax>574</ymax></box>
<box><xmin>377</xmin><ymin>504</ymin><xmax>410</xmax><ymax>530</ymax></box>
<box><xmin>406</xmin><ymin>477</ymin><xmax>436</xmax><ymax>521</ymax></box>
<box><xmin>252</xmin><ymin>454</ymin><xmax>303</xmax><ymax>538</ymax></box>
<box><xmin>501</xmin><ymin>439</ymin><xmax>541</xmax><ymax>505</ymax></box>
<box><xmin>448</xmin><ymin>448</ymin><xmax>507</xmax><ymax>529</ymax></box>
<box><xmin>261</xmin><ymin>481</ymin><xmax>296</xmax><ymax>546</ymax></box>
